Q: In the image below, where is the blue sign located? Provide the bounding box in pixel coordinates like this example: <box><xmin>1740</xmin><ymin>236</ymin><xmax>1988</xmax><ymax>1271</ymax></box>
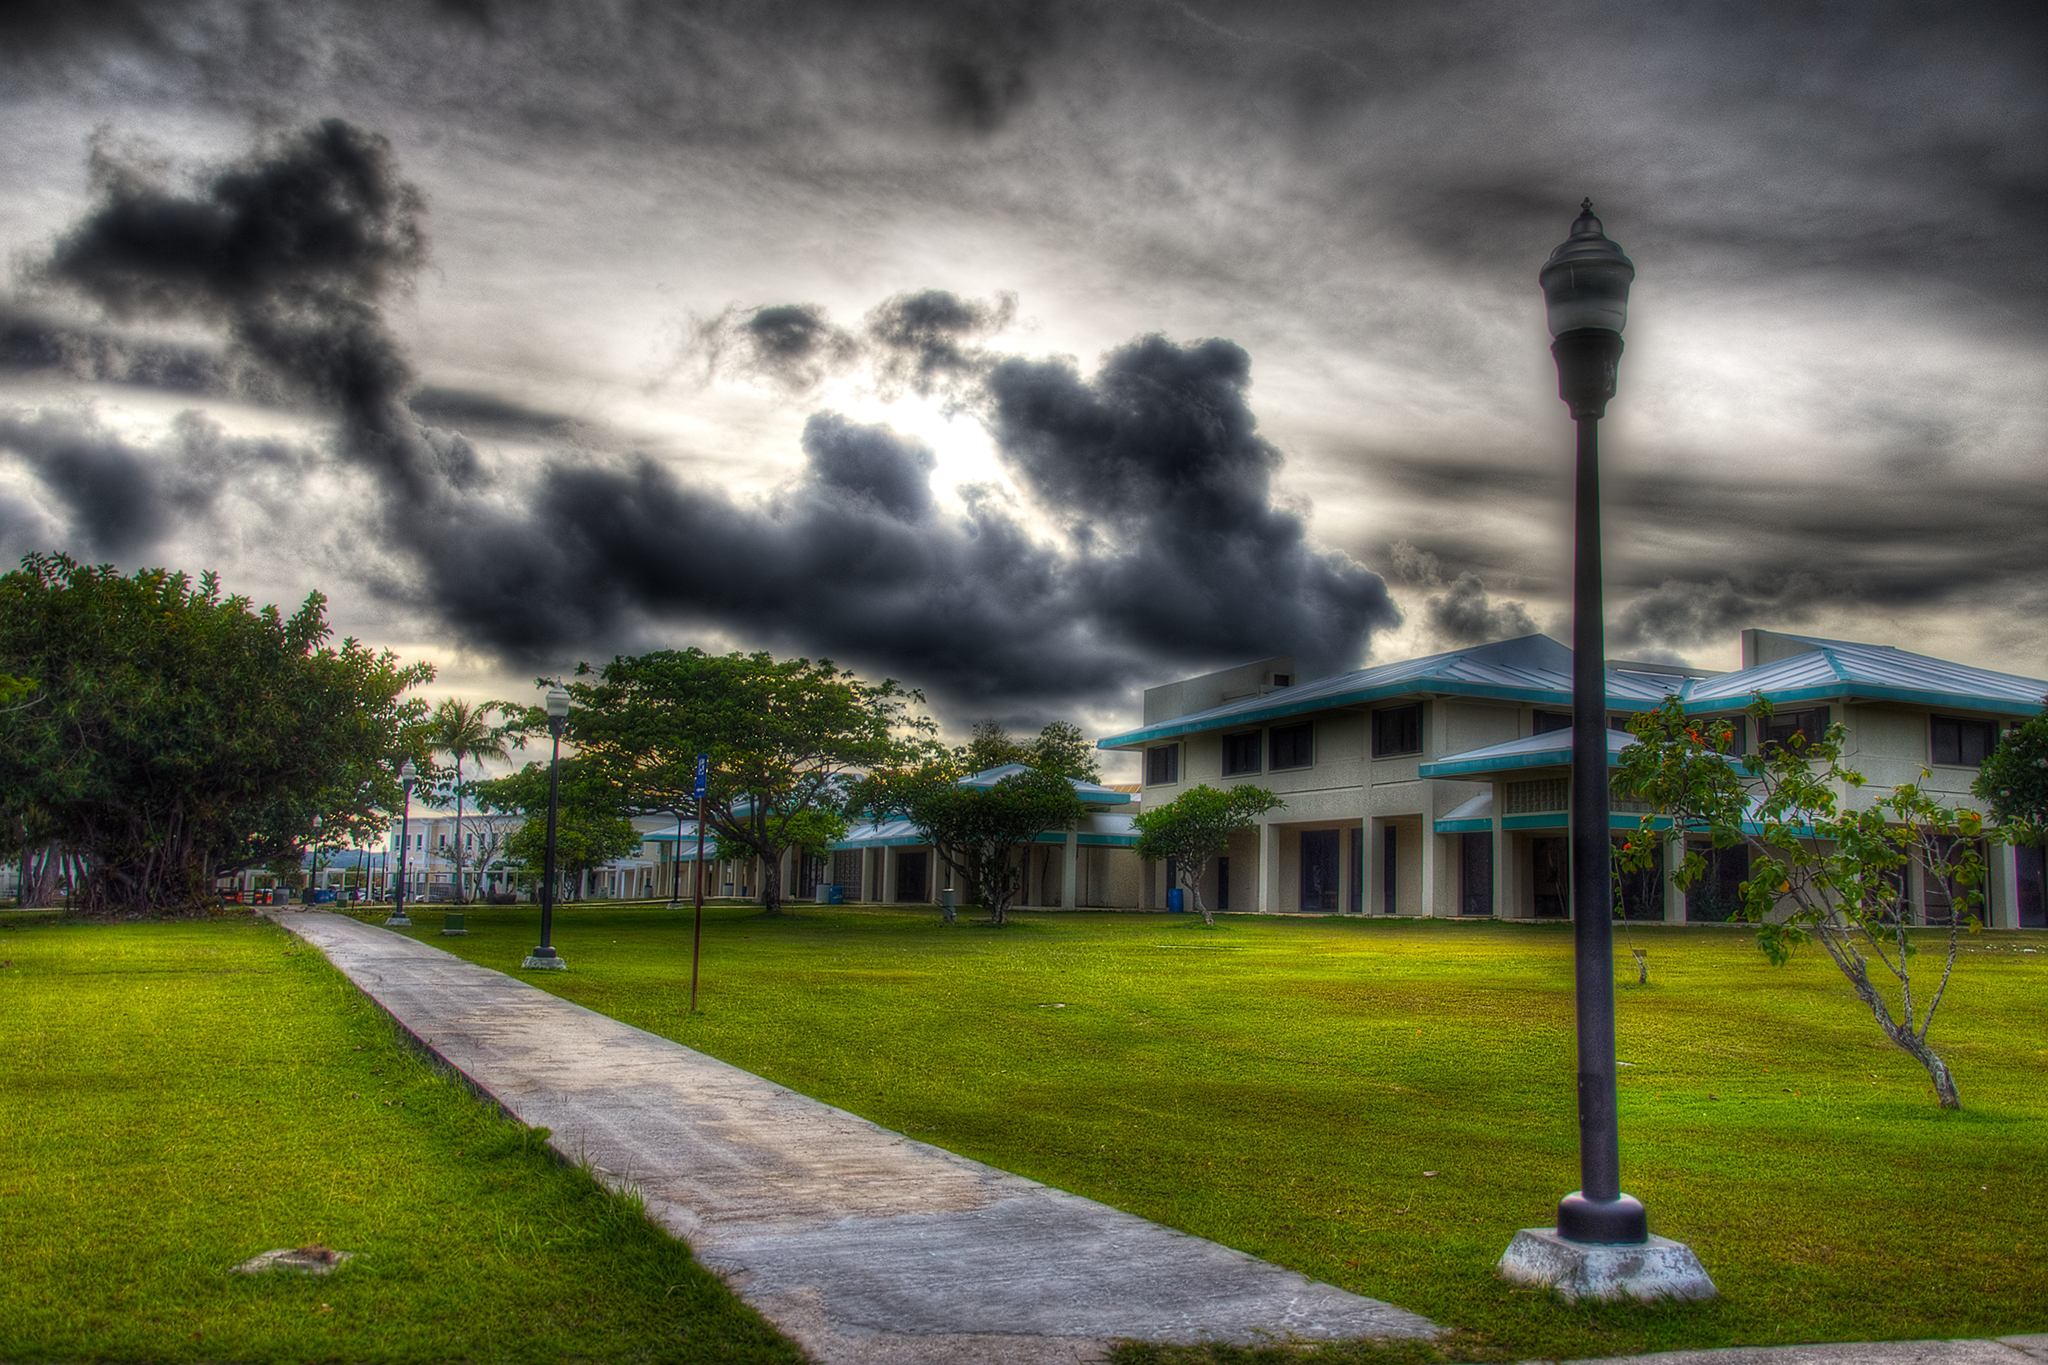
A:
<box><xmin>694</xmin><ymin>753</ymin><xmax>709</xmax><ymax>799</ymax></box>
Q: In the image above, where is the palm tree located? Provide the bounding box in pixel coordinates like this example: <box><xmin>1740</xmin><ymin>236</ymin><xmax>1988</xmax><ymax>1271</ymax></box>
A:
<box><xmin>427</xmin><ymin>699</ymin><xmax>512</xmax><ymax>903</ymax></box>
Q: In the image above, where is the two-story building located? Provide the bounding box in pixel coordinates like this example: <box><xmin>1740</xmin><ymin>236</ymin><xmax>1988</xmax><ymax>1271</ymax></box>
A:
<box><xmin>1097</xmin><ymin>630</ymin><xmax>2046</xmax><ymax>928</ymax></box>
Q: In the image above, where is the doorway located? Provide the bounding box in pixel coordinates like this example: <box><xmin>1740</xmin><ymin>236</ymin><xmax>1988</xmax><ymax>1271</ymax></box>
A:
<box><xmin>1300</xmin><ymin>829</ymin><xmax>1339</xmax><ymax>912</ymax></box>
<box><xmin>1532</xmin><ymin>836</ymin><xmax>1569</xmax><ymax>917</ymax></box>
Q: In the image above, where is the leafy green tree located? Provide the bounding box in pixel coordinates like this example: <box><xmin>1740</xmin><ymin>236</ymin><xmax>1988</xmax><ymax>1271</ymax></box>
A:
<box><xmin>964</xmin><ymin>720</ymin><xmax>1028</xmax><ymax>773</ymax></box>
<box><xmin>961</xmin><ymin>719</ymin><xmax>1103</xmax><ymax>782</ymax></box>
<box><xmin>545</xmin><ymin>650</ymin><xmax>930</xmax><ymax>916</ymax></box>
<box><xmin>864</xmin><ymin>760</ymin><xmax>1086</xmax><ymax>925</ymax></box>
<box><xmin>1973</xmin><ymin>702</ymin><xmax>2048</xmax><ymax>849</ymax></box>
<box><xmin>473</xmin><ymin>758</ymin><xmax>641</xmax><ymax>902</ymax></box>
<box><xmin>501</xmin><ymin>808</ymin><xmax>643</xmax><ymax>901</ymax></box>
<box><xmin>425</xmin><ymin>698</ymin><xmax>512</xmax><ymax>902</ymax></box>
<box><xmin>0</xmin><ymin>553</ymin><xmax>432</xmax><ymax>916</ymax></box>
<box><xmin>1131</xmin><ymin>784</ymin><xmax>1284</xmax><ymax>926</ymax></box>
<box><xmin>1023</xmin><ymin>721</ymin><xmax>1102</xmax><ymax>782</ymax></box>
<box><xmin>1615</xmin><ymin>695</ymin><xmax>1998</xmax><ymax>1109</ymax></box>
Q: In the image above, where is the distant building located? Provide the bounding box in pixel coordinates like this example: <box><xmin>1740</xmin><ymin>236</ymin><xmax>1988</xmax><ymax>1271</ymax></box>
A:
<box><xmin>1096</xmin><ymin>631</ymin><xmax>2046</xmax><ymax>928</ymax></box>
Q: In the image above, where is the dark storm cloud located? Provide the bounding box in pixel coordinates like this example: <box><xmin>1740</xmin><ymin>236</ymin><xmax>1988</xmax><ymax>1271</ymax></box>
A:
<box><xmin>406</xmin><ymin>386</ymin><xmax>572</xmax><ymax>437</ymax></box>
<box><xmin>1425</xmin><ymin>572</ymin><xmax>1537</xmax><ymax>646</ymax></box>
<box><xmin>688</xmin><ymin>290</ymin><xmax>1015</xmax><ymax>398</ymax></box>
<box><xmin>802</xmin><ymin>412</ymin><xmax>935</xmax><ymax>521</ymax></box>
<box><xmin>865</xmin><ymin>289</ymin><xmax>1016</xmax><ymax>396</ymax></box>
<box><xmin>0</xmin><ymin>307</ymin><xmax>287</xmax><ymax>404</ymax></box>
<box><xmin>983</xmin><ymin>335</ymin><xmax>1399</xmax><ymax>680</ymax></box>
<box><xmin>0</xmin><ymin>408</ymin><xmax>302</xmax><ymax>557</ymax></box>
<box><xmin>19</xmin><ymin>122</ymin><xmax>1398</xmax><ymax>706</ymax></box>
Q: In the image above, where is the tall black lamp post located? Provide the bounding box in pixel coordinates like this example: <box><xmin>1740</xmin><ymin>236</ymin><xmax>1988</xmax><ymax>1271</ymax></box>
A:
<box><xmin>387</xmin><ymin>759</ymin><xmax>418</xmax><ymax>927</ymax></box>
<box><xmin>523</xmin><ymin>684</ymin><xmax>572</xmax><ymax>971</ymax></box>
<box><xmin>1499</xmin><ymin>202</ymin><xmax>1713</xmax><ymax>1301</ymax></box>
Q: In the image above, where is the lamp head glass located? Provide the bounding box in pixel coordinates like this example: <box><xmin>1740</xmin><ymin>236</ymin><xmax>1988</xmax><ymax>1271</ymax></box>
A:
<box><xmin>1540</xmin><ymin>199</ymin><xmax>1635</xmax><ymax>337</ymax></box>
<box><xmin>398</xmin><ymin>758</ymin><xmax>417</xmax><ymax>784</ymax></box>
<box><xmin>545</xmin><ymin>684</ymin><xmax>572</xmax><ymax>720</ymax></box>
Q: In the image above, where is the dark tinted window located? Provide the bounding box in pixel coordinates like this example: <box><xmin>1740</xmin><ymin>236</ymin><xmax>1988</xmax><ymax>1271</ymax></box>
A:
<box><xmin>1372</xmin><ymin>703</ymin><xmax>1423</xmax><ymax>757</ymax></box>
<box><xmin>1760</xmin><ymin>706</ymin><xmax>1828</xmax><ymax>754</ymax></box>
<box><xmin>1931</xmin><ymin>715</ymin><xmax>1998</xmax><ymax>766</ymax></box>
<box><xmin>1145</xmin><ymin>744</ymin><xmax>1179</xmax><ymax>785</ymax></box>
<box><xmin>1222</xmin><ymin>730</ymin><xmax>1263</xmax><ymax>775</ymax></box>
<box><xmin>1270</xmin><ymin>721</ymin><xmax>1313</xmax><ymax>769</ymax></box>
<box><xmin>1533</xmin><ymin>710</ymin><xmax>1571</xmax><ymax>734</ymax></box>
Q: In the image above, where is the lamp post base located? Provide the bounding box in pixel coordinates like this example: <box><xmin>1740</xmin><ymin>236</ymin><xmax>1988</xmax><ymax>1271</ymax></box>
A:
<box><xmin>1557</xmin><ymin>1189</ymin><xmax>1648</xmax><ymax>1244</ymax></box>
<box><xmin>521</xmin><ymin>947</ymin><xmax>568</xmax><ymax>971</ymax></box>
<box><xmin>1499</xmin><ymin>1228</ymin><xmax>1715</xmax><ymax>1303</ymax></box>
<box><xmin>384</xmin><ymin>913</ymin><xmax>412</xmax><ymax>928</ymax></box>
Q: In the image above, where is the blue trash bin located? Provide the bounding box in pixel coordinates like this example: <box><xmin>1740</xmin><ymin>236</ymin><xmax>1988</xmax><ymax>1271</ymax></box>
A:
<box><xmin>828</xmin><ymin>885</ymin><xmax>845</xmax><ymax>905</ymax></box>
<box><xmin>1167</xmin><ymin>888</ymin><xmax>1185</xmax><ymax>914</ymax></box>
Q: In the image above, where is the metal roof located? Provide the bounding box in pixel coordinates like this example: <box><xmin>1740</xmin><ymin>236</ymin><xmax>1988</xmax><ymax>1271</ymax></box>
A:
<box><xmin>1102</xmin><ymin>633</ymin><xmax>2043</xmax><ymax>750</ymax></box>
<box><xmin>1418</xmin><ymin>727</ymin><xmax>1638</xmax><ymax>778</ymax></box>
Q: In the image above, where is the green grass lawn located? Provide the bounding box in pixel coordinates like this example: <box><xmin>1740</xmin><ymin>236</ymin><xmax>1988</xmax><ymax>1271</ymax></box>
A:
<box><xmin>0</xmin><ymin>916</ymin><xmax>805</xmax><ymax>1365</ymax></box>
<box><xmin>379</xmin><ymin>901</ymin><xmax>2048</xmax><ymax>1362</ymax></box>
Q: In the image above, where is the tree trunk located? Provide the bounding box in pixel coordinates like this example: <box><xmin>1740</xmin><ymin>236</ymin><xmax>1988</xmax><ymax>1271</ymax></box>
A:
<box><xmin>760</xmin><ymin>850</ymin><xmax>784</xmax><ymax>916</ymax></box>
<box><xmin>1888</xmin><ymin>1024</ymin><xmax>1962</xmax><ymax>1110</ymax></box>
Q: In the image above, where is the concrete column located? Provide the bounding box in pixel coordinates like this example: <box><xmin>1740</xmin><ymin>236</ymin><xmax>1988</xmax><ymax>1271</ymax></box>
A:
<box><xmin>1421</xmin><ymin>819</ymin><xmax>1441</xmax><ymax>917</ymax></box>
<box><xmin>1663</xmin><ymin>833</ymin><xmax>1687</xmax><ymax>923</ymax></box>
<box><xmin>1366</xmin><ymin>818</ymin><xmax>1385</xmax><ymax>915</ymax></box>
<box><xmin>1258</xmin><ymin>822</ymin><xmax>1281</xmax><ymax>914</ymax></box>
<box><xmin>1063</xmin><ymin>832</ymin><xmax>1079</xmax><ymax>908</ymax></box>
<box><xmin>1492</xmin><ymin>817</ymin><xmax>1512</xmax><ymax>918</ymax></box>
<box><xmin>1989</xmin><ymin>841</ymin><xmax>2020</xmax><ymax>930</ymax></box>
<box><xmin>881</xmin><ymin>847</ymin><xmax>898</xmax><ymax>903</ymax></box>
<box><xmin>1906</xmin><ymin>854</ymin><xmax>1924</xmax><ymax>926</ymax></box>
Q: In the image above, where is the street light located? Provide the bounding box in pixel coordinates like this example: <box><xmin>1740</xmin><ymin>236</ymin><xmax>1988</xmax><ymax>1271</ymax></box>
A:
<box><xmin>305</xmin><ymin>813</ymin><xmax>322</xmax><ymax>904</ymax></box>
<box><xmin>1500</xmin><ymin>201</ymin><xmax>1713</xmax><ymax>1301</ymax></box>
<box><xmin>387</xmin><ymin>759</ymin><xmax>418</xmax><ymax>927</ymax></box>
<box><xmin>522</xmin><ymin>684</ymin><xmax>572</xmax><ymax>971</ymax></box>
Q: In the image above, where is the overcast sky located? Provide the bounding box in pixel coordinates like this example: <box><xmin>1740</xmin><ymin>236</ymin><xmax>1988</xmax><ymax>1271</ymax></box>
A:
<box><xmin>2</xmin><ymin>0</ymin><xmax>2044</xmax><ymax>762</ymax></box>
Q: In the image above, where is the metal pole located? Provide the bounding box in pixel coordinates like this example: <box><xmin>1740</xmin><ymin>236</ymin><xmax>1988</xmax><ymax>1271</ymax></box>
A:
<box><xmin>538</xmin><ymin>722</ymin><xmax>563</xmax><ymax>956</ymax></box>
<box><xmin>690</xmin><ymin>792</ymin><xmax>707</xmax><ymax>1012</ymax></box>
<box><xmin>389</xmin><ymin>783</ymin><xmax>413</xmax><ymax>926</ymax></box>
<box><xmin>1553</xmin><ymin>327</ymin><xmax>1646</xmax><ymax>1246</ymax></box>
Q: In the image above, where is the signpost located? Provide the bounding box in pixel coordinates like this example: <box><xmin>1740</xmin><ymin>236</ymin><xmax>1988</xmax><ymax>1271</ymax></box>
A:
<box><xmin>690</xmin><ymin>753</ymin><xmax>709</xmax><ymax>1014</ymax></box>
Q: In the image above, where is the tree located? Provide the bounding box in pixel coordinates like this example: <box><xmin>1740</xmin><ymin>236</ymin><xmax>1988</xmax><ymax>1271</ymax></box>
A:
<box><xmin>473</xmin><ymin>758</ymin><xmax>641</xmax><ymax>902</ymax></box>
<box><xmin>1615</xmin><ymin>694</ymin><xmax>1998</xmax><ymax>1109</ymax></box>
<box><xmin>0</xmin><ymin>553</ymin><xmax>432</xmax><ymax>916</ymax></box>
<box><xmin>550</xmin><ymin>650</ymin><xmax>931</xmax><ymax>916</ymax></box>
<box><xmin>1024</xmin><ymin>721</ymin><xmax>1103</xmax><ymax>783</ymax></box>
<box><xmin>1131</xmin><ymin>784</ymin><xmax>1284</xmax><ymax>926</ymax></box>
<box><xmin>866</xmin><ymin>761</ymin><xmax>1086</xmax><ymax>925</ymax></box>
<box><xmin>1973</xmin><ymin>701</ymin><xmax>2048</xmax><ymax>848</ymax></box>
<box><xmin>961</xmin><ymin>719</ymin><xmax>1104</xmax><ymax>782</ymax></box>
<box><xmin>501</xmin><ymin>807</ymin><xmax>643</xmax><ymax>902</ymax></box>
<box><xmin>425</xmin><ymin>698</ymin><xmax>511</xmax><ymax>903</ymax></box>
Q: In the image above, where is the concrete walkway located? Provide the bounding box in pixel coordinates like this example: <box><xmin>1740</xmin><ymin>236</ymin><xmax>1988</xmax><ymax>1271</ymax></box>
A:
<box><xmin>274</xmin><ymin>911</ymin><xmax>1437</xmax><ymax>1364</ymax></box>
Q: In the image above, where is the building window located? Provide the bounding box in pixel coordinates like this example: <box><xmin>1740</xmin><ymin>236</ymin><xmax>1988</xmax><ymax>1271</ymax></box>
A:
<box><xmin>1533</xmin><ymin>710</ymin><xmax>1571</xmax><ymax>734</ymax></box>
<box><xmin>1760</xmin><ymin>706</ymin><xmax>1829</xmax><ymax>754</ymax></box>
<box><xmin>1222</xmin><ymin>730</ymin><xmax>1263</xmax><ymax>776</ymax></box>
<box><xmin>1930</xmin><ymin>714</ymin><xmax>1998</xmax><ymax>767</ymax></box>
<box><xmin>1506</xmin><ymin>777</ymin><xmax>1569</xmax><ymax>815</ymax></box>
<box><xmin>1372</xmin><ymin>703</ymin><xmax>1423</xmax><ymax>757</ymax></box>
<box><xmin>1270</xmin><ymin>721</ymin><xmax>1313</xmax><ymax>770</ymax></box>
<box><xmin>1381</xmin><ymin>823</ymin><xmax>1397</xmax><ymax>914</ymax></box>
<box><xmin>1613</xmin><ymin>836</ymin><xmax>1662</xmax><ymax>920</ymax></box>
<box><xmin>1272</xmin><ymin>673</ymin><xmax>1292</xmax><ymax>687</ymax></box>
<box><xmin>1699</xmin><ymin>714</ymin><xmax>1749</xmax><ymax>755</ymax></box>
<box><xmin>1145</xmin><ymin>743</ymin><xmax>1180</xmax><ymax>785</ymax></box>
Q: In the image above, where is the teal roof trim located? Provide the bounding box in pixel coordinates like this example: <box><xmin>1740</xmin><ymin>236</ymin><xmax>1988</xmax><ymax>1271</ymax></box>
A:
<box><xmin>1435</xmin><ymin>818</ymin><xmax>1493</xmax><ymax>833</ymax></box>
<box><xmin>1107</xmin><ymin>634</ymin><xmax>2043</xmax><ymax>751</ymax></box>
